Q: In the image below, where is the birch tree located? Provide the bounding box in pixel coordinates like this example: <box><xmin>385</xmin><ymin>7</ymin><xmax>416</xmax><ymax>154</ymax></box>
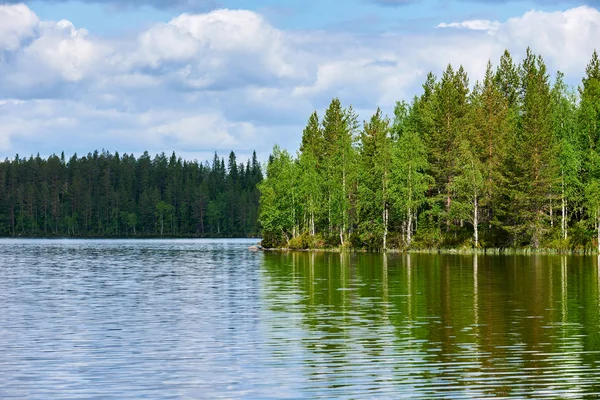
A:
<box><xmin>357</xmin><ymin>108</ymin><xmax>391</xmax><ymax>250</ymax></box>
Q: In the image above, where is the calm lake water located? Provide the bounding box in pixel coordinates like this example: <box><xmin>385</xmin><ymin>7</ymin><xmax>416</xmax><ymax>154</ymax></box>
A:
<box><xmin>1</xmin><ymin>239</ymin><xmax>600</xmax><ymax>399</ymax></box>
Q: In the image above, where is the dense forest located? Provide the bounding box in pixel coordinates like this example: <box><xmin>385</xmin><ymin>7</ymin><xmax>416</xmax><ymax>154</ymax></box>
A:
<box><xmin>259</xmin><ymin>48</ymin><xmax>600</xmax><ymax>252</ymax></box>
<box><xmin>0</xmin><ymin>150</ymin><xmax>262</xmax><ymax>237</ymax></box>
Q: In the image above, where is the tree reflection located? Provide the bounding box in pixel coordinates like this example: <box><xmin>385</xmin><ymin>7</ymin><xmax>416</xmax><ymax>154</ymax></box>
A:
<box><xmin>260</xmin><ymin>252</ymin><xmax>600</xmax><ymax>397</ymax></box>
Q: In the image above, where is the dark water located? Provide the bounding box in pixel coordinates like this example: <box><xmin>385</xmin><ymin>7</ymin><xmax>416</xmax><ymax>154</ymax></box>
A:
<box><xmin>1</xmin><ymin>240</ymin><xmax>600</xmax><ymax>398</ymax></box>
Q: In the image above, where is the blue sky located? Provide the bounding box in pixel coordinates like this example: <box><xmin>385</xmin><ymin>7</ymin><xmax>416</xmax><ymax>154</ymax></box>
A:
<box><xmin>0</xmin><ymin>0</ymin><xmax>598</xmax><ymax>162</ymax></box>
<box><xmin>25</xmin><ymin>0</ymin><xmax>589</xmax><ymax>35</ymax></box>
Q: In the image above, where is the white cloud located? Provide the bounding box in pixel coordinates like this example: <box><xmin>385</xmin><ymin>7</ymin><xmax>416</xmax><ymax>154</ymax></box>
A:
<box><xmin>25</xmin><ymin>20</ymin><xmax>110</xmax><ymax>82</ymax></box>
<box><xmin>148</xmin><ymin>114</ymin><xmax>245</xmax><ymax>149</ymax></box>
<box><xmin>435</xmin><ymin>6</ymin><xmax>600</xmax><ymax>75</ymax></box>
<box><xmin>497</xmin><ymin>6</ymin><xmax>600</xmax><ymax>74</ymax></box>
<box><xmin>437</xmin><ymin>19</ymin><xmax>501</xmax><ymax>32</ymax></box>
<box><xmin>0</xmin><ymin>4</ymin><xmax>600</xmax><ymax>160</ymax></box>
<box><xmin>0</xmin><ymin>4</ymin><xmax>38</xmax><ymax>51</ymax></box>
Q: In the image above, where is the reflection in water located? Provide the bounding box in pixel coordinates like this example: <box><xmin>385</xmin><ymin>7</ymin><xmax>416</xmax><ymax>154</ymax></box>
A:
<box><xmin>262</xmin><ymin>252</ymin><xmax>600</xmax><ymax>398</ymax></box>
<box><xmin>2</xmin><ymin>240</ymin><xmax>600</xmax><ymax>398</ymax></box>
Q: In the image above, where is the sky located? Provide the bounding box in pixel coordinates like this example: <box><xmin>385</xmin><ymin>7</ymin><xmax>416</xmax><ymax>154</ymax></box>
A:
<box><xmin>0</xmin><ymin>0</ymin><xmax>599</xmax><ymax>163</ymax></box>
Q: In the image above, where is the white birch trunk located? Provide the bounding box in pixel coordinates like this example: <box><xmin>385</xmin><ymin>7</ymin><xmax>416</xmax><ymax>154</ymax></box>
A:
<box><xmin>383</xmin><ymin>206</ymin><xmax>388</xmax><ymax>251</ymax></box>
<box><xmin>562</xmin><ymin>198</ymin><xmax>567</xmax><ymax>240</ymax></box>
<box><xmin>407</xmin><ymin>166</ymin><xmax>413</xmax><ymax>247</ymax></box>
<box><xmin>473</xmin><ymin>194</ymin><xmax>479</xmax><ymax>248</ymax></box>
<box><xmin>342</xmin><ymin>156</ymin><xmax>346</xmax><ymax>244</ymax></box>
<box><xmin>561</xmin><ymin>176</ymin><xmax>567</xmax><ymax>240</ymax></box>
<box><xmin>407</xmin><ymin>206</ymin><xmax>413</xmax><ymax>247</ymax></box>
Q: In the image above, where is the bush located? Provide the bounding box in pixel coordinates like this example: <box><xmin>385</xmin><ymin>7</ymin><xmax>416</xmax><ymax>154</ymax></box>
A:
<box><xmin>545</xmin><ymin>238</ymin><xmax>571</xmax><ymax>251</ymax></box>
<box><xmin>288</xmin><ymin>235</ymin><xmax>305</xmax><ymax>250</ymax></box>
<box><xmin>288</xmin><ymin>232</ymin><xmax>327</xmax><ymax>250</ymax></box>
<box><xmin>261</xmin><ymin>230</ymin><xmax>287</xmax><ymax>249</ymax></box>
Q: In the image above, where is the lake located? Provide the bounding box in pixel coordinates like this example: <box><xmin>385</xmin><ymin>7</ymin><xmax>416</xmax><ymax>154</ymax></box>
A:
<box><xmin>1</xmin><ymin>239</ymin><xmax>600</xmax><ymax>398</ymax></box>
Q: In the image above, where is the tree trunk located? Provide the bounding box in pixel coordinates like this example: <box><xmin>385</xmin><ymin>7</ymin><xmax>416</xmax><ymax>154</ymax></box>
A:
<box><xmin>407</xmin><ymin>206</ymin><xmax>413</xmax><ymax>247</ymax></box>
<box><xmin>597</xmin><ymin>214</ymin><xmax>600</xmax><ymax>254</ymax></box>
<box><xmin>561</xmin><ymin>176</ymin><xmax>567</xmax><ymax>240</ymax></box>
<box><xmin>383</xmin><ymin>205</ymin><xmax>388</xmax><ymax>251</ymax></box>
<box><xmin>473</xmin><ymin>194</ymin><xmax>479</xmax><ymax>248</ymax></box>
<box><xmin>328</xmin><ymin>194</ymin><xmax>331</xmax><ymax>235</ymax></box>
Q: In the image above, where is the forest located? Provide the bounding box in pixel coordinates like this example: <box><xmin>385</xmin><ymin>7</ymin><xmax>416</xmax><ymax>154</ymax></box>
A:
<box><xmin>0</xmin><ymin>150</ymin><xmax>262</xmax><ymax>237</ymax></box>
<box><xmin>259</xmin><ymin>48</ymin><xmax>600</xmax><ymax>252</ymax></box>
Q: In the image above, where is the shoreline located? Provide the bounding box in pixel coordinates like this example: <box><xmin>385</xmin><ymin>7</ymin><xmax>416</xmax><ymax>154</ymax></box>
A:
<box><xmin>261</xmin><ymin>247</ymin><xmax>597</xmax><ymax>255</ymax></box>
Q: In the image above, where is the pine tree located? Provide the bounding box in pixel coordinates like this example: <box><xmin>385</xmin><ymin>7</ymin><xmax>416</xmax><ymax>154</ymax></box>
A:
<box><xmin>470</xmin><ymin>61</ymin><xmax>510</xmax><ymax>242</ymax></box>
<box><xmin>504</xmin><ymin>49</ymin><xmax>558</xmax><ymax>247</ymax></box>
<box><xmin>429</xmin><ymin>65</ymin><xmax>470</xmax><ymax>232</ymax></box>
<box><xmin>579</xmin><ymin>50</ymin><xmax>600</xmax><ymax>249</ymax></box>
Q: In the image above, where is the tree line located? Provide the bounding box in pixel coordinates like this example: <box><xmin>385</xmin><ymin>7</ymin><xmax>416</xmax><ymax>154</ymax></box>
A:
<box><xmin>259</xmin><ymin>48</ymin><xmax>600</xmax><ymax>252</ymax></box>
<box><xmin>0</xmin><ymin>150</ymin><xmax>262</xmax><ymax>237</ymax></box>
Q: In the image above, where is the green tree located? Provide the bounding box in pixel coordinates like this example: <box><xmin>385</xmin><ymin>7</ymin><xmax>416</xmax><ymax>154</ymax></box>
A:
<box><xmin>357</xmin><ymin>108</ymin><xmax>392</xmax><ymax>250</ymax></box>
<box><xmin>450</xmin><ymin>140</ymin><xmax>485</xmax><ymax>247</ymax></box>
<box><xmin>321</xmin><ymin>98</ymin><xmax>359</xmax><ymax>245</ymax></box>
<box><xmin>503</xmin><ymin>49</ymin><xmax>558</xmax><ymax>247</ymax></box>
<box><xmin>552</xmin><ymin>71</ymin><xmax>581</xmax><ymax>241</ymax></box>
<box><xmin>429</xmin><ymin>65</ymin><xmax>470</xmax><ymax>229</ymax></box>
<box><xmin>391</xmin><ymin>101</ymin><xmax>432</xmax><ymax>247</ymax></box>
<box><xmin>258</xmin><ymin>145</ymin><xmax>297</xmax><ymax>247</ymax></box>
<box><xmin>469</xmin><ymin>61</ymin><xmax>510</xmax><ymax>243</ymax></box>
<box><xmin>298</xmin><ymin>112</ymin><xmax>323</xmax><ymax>236</ymax></box>
<box><xmin>155</xmin><ymin>200</ymin><xmax>173</xmax><ymax>236</ymax></box>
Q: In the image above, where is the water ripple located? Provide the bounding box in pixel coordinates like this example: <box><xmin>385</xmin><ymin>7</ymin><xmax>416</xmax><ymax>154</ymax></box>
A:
<box><xmin>1</xmin><ymin>241</ymin><xmax>600</xmax><ymax>398</ymax></box>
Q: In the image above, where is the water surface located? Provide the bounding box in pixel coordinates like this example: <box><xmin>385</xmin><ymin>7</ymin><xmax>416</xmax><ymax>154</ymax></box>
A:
<box><xmin>1</xmin><ymin>239</ymin><xmax>600</xmax><ymax>398</ymax></box>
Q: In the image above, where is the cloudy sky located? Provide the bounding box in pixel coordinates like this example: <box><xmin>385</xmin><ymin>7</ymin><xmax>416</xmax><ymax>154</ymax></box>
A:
<box><xmin>0</xmin><ymin>0</ymin><xmax>599</xmax><ymax>162</ymax></box>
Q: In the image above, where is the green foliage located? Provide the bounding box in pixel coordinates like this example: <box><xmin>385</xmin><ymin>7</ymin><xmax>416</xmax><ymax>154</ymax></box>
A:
<box><xmin>450</xmin><ymin>140</ymin><xmax>485</xmax><ymax>247</ymax></box>
<box><xmin>258</xmin><ymin>145</ymin><xmax>298</xmax><ymax>245</ymax></box>
<box><xmin>0</xmin><ymin>150</ymin><xmax>262</xmax><ymax>238</ymax></box>
<box><xmin>390</xmin><ymin>105</ymin><xmax>432</xmax><ymax>248</ymax></box>
<box><xmin>259</xmin><ymin>48</ymin><xmax>600</xmax><ymax>252</ymax></box>
<box><xmin>357</xmin><ymin>108</ymin><xmax>391</xmax><ymax>250</ymax></box>
<box><xmin>288</xmin><ymin>232</ymin><xmax>326</xmax><ymax>250</ymax></box>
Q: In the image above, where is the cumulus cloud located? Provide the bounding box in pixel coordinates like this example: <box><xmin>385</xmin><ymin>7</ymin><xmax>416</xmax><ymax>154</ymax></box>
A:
<box><xmin>0</xmin><ymin>4</ymin><xmax>600</xmax><ymax>160</ymax></box>
<box><xmin>437</xmin><ymin>6</ymin><xmax>600</xmax><ymax>74</ymax></box>
<box><xmin>0</xmin><ymin>4</ymin><xmax>39</xmax><ymax>50</ymax></box>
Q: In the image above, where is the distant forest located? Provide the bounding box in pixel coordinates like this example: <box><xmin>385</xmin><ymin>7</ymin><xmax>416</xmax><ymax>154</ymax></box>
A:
<box><xmin>259</xmin><ymin>49</ymin><xmax>600</xmax><ymax>252</ymax></box>
<box><xmin>0</xmin><ymin>150</ymin><xmax>263</xmax><ymax>237</ymax></box>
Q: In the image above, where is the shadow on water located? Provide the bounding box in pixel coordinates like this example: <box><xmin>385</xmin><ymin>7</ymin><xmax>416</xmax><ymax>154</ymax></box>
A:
<box><xmin>261</xmin><ymin>252</ymin><xmax>600</xmax><ymax>398</ymax></box>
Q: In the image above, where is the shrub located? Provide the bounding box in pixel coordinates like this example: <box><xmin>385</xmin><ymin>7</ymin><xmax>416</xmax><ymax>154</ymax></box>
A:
<box><xmin>261</xmin><ymin>230</ymin><xmax>286</xmax><ymax>249</ymax></box>
<box><xmin>287</xmin><ymin>232</ymin><xmax>327</xmax><ymax>250</ymax></box>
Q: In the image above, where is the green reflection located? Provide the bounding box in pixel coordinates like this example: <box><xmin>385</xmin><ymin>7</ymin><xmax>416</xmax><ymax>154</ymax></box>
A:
<box><xmin>261</xmin><ymin>252</ymin><xmax>600</xmax><ymax>397</ymax></box>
